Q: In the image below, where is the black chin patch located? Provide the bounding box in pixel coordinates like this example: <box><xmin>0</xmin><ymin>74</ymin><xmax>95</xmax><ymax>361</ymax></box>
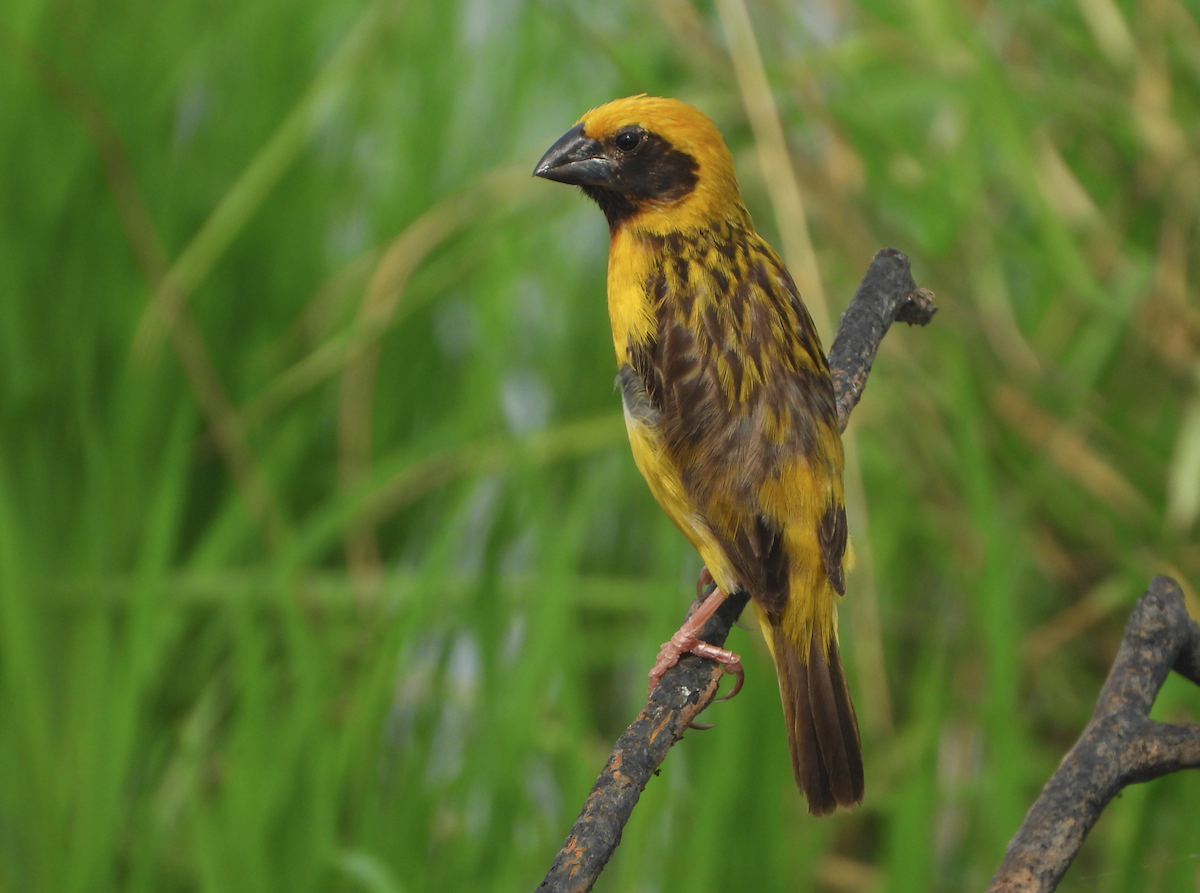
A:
<box><xmin>584</xmin><ymin>133</ymin><xmax>699</xmax><ymax>229</ymax></box>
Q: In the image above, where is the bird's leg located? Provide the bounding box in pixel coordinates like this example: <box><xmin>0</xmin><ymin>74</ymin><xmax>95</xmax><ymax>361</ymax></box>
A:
<box><xmin>698</xmin><ymin>566</ymin><xmax>751</xmax><ymax>632</ymax></box>
<box><xmin>648</xmin><ymin>585</ymin><xmax>744</xmax><ymax>698</ymax></box>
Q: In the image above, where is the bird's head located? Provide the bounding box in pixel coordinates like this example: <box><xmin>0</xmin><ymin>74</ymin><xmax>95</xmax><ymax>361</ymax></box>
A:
<box><xmin>534</xmin><ymin>95</ymin><xmax>750</xmax><ymax>234</ymax></box>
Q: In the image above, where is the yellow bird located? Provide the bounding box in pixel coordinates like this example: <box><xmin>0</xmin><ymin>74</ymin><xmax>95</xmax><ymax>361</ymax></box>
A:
<box><xmin>534</xmin><ymin>95</ymin><xmax>862</xmax><ymax>814</ymax></box>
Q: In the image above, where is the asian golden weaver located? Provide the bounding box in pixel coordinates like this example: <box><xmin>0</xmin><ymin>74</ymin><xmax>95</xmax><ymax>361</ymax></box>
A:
<box><xmin>534</xmin><ymin>95</ymin><xmax>863</xmax><ymax>815</ymax></box>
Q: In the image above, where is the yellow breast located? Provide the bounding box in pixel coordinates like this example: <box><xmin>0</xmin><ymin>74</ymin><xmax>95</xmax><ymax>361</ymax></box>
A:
<box><xmin>606</xmin><ymin>229</ymin><xmax>659</xmax><ymax>362</ymax></box>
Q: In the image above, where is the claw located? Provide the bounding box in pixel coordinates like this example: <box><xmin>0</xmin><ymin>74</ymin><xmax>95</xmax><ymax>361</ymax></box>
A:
<box><xmin>687</xmin><ymin>721</ymin><xmax>715</xmax><ymax>731</ymax></box>
<box><xmin>715</xmin><ymin>662</ymin><xmax>745</xmax><ymax>702</ymax></box>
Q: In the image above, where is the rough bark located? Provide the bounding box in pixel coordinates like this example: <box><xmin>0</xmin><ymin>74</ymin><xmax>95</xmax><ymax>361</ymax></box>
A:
<box><xmin>988</xmin><ymin>575</ymin><xmax>1200</xmax><ymax>893</ymax></box>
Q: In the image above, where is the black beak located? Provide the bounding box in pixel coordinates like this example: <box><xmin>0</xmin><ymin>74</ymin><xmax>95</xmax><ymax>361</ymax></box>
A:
<box><xmin>533</xmin><ymin>123</ymin><xmax>612</xmax><ymax>187</ymax></box>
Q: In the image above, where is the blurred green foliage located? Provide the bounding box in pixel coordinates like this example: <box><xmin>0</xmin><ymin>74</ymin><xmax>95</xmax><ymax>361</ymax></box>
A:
<box><xmin>3</xmin><ymin>0</ymin><xmax>1200</xmax><ymax>890</ymax></box>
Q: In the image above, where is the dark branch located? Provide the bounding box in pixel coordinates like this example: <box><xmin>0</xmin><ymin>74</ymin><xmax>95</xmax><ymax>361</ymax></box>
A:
<box><xmin>535</xmin><ymin>588</ymin><xmax>751</xmax><ymax>893</ymax></box>
<box><xmin>827</xmin><ymin>247</ymin><xmax>936</xmax><ymax>432</ymax></box>
<box><xmin>987</xmin><ymin>575</ymin><xmax>1200</xmax><ymax>893</ymax></box>
<box><xmin>536</xmin><ymin>248</ymin><xmax>935</xmax><ymax>893</ymax></box>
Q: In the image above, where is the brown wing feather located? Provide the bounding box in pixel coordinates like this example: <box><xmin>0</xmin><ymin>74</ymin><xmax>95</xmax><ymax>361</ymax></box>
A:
<box><xmin>627</xmin><ymin>224</ymin><xmax>842</xmax><ymax>611</ymax></box>
<box><xmin>818</xmin><ymin>503</ymin><xmax>848</xmax><ymax>596</ymax></box>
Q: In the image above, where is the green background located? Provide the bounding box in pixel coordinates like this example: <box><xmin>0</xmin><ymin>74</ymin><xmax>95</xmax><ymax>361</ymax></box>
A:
<box><xmin>4</xmin><ymin>0</ymin><xmax>1200</xmax><ymax>890</ymax></box>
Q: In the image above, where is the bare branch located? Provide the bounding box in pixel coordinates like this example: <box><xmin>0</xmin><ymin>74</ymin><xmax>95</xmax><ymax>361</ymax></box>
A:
<box><xmin>536</xmin><ymin>248</ymin><xmax>936</xmax><ymax>893</ymax></box>
<box><xmin>987</xmin><ymin>575</ymin><xmax>1200</xmax><ymax>893</ymax></box>
<box><xmin>828</xmin><ymin>247</ymin><xmax>936</xmax><ymax>433</ymax></box>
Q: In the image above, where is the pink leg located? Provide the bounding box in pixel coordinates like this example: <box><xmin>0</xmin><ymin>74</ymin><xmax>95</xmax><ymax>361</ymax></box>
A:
<box><xmin>648</xmin><ymin>586</ymin><xmax>745</xmax><ymax>698</ymax></box>
<box><xmin>698</xmin><ymin>566</ymin><xmax>750</xmax><ymax>632</ymax></box>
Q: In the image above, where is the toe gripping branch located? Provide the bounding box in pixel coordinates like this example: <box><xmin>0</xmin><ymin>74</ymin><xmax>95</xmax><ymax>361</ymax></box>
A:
<box><xmin>647</xmin><ymin>582</ymin><xmax>745</xmax><ymax>703</ymax></box>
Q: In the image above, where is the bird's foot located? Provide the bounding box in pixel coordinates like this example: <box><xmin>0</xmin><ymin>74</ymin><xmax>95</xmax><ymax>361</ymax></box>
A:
<box><xmin>647</xmin><ymin>586</ymin><xmax>744</xmax><ymax>700</ymax></box>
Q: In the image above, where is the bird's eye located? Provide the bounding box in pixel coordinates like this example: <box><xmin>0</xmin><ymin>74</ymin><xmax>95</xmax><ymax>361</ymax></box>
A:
<box><xmin>614</xmin><ymin>129</ymin><xmax>643</xmax><ymax>153</ymax></box>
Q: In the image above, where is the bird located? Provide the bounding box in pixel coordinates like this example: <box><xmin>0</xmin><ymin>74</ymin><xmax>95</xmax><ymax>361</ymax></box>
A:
<box><xmin>533</xmin><ymin>95</ymin><xmax>862</xmax><ymax>815</ymax></box>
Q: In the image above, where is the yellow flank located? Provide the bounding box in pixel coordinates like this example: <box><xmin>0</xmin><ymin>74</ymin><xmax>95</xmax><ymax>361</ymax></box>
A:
<box><xmin>622</xmin><ymin>406</ymin><xmax>742</xmax><ymax>593</ymax></box>
<box><xmin>762</xmin><ymin>462</ymin><xmax>842</xmax><ymax>650</ymax></box>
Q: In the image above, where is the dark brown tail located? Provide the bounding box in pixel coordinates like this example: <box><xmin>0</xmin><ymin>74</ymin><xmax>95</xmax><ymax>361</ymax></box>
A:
<box><xmin>774</xmin><ymin>624</ymin><xmax>864</xmax><ymax>815</ymax></box>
